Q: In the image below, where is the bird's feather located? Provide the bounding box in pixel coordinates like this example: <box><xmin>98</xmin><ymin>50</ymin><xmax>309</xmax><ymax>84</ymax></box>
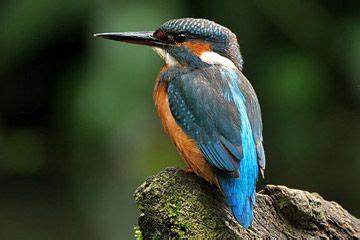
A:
<box><xmin>167</xmin><ymin>67</ymin><xmax>243</xmax><ymax>177</ymax></box>
<box><xmin>164</xmin><ymin>64</ymin><xmax>264</xmax><ymax>227</ymax></box>
<box><xmin>166</xmin><ymin>65</ymin><xmax>265</xmax><ymax>175</ymax></box>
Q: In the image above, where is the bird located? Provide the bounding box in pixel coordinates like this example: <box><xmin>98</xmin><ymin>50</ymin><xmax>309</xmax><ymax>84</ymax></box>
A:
<box><xmin>94</xmin><ymin>18</ymin><xmax>265</xmax><ymax>228</ymax></box>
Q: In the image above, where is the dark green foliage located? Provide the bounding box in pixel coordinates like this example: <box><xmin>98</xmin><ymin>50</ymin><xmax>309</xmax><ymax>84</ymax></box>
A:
<box><xmin>0</xmin><ymin>0</ymin><xmax>359</xmax><ymax>239</ymax></box>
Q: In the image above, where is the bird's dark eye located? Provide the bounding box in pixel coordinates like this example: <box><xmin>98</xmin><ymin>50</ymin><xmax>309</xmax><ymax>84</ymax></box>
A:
<box><xmin>175</xmin><ymin>34</ymin><xmax>187</xmax><ymax>43</ymax></box>
<box><xmin>154</xmin><ymin>30</ymin><xmax>187</xmax><ymax>44</ymax></box>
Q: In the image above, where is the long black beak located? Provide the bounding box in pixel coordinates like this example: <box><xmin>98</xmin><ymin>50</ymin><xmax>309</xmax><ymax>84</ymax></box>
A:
<box><xmin>94</xmin><ymin>31</ymin><xmax>169</xmax><ymax>48</ymax></box>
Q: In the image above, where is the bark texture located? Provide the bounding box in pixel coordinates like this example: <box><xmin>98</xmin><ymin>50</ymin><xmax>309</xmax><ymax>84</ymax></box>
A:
<box><xmin>134</xmin><ymin>167</ymin><xmax>360</xmax><ymax>239</ymax></box>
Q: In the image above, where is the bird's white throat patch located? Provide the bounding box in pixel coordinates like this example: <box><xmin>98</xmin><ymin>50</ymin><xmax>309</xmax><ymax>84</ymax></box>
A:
<box><xmin>152</xmin><ymin>47</ymin><xmax>179</xmax><ymax>66</ymax></box>
<box><xmin>153</xmin><ymin>48</ymin><xmax>237</xmax><ymax>69</ymax></box>
<box><xmin>199</xmin><ymin>51</ymin><xmax>237</xmax><ymax>69</ymax></box>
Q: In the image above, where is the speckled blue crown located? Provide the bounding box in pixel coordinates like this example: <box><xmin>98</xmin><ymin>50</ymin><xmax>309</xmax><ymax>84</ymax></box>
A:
<box><xmin>160</xmin><ymin>18</ymin><xmax>231</xmax><ymax>41</ymax></box>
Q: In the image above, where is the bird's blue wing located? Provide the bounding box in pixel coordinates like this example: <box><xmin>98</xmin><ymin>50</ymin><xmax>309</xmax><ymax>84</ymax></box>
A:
<box><xmin>166</xmin><ymin>65</ymin><xmax>265</xmax><ymax>177</ymax></box>
<box><xmin>167</xmin><ymin>65</ymin><xmax>255</xmax><ymax>177</ymax></box>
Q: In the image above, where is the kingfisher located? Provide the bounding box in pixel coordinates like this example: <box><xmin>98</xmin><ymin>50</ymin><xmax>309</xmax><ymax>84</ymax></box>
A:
<box><xmin>94</xmin><ymin>18</ymin><xmax>265</xmax><ymax>228</ymax></box>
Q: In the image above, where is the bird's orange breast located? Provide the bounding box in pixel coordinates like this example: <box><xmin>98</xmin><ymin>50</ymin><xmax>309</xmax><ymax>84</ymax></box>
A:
<box><xmin>154</xmin><ymin>65</ymin><xmax>217</xmax><ymax>186</ymax></box>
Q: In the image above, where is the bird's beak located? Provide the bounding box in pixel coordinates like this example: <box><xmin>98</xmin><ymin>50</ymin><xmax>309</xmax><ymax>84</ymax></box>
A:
<box><xmin>94</xmin><ymin>31</ymin><xmax>169</xmax><ymax>48</ymax></box>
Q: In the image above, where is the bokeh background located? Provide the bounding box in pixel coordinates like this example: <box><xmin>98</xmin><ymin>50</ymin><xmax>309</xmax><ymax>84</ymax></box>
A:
<box><xmin>0</xmin><ymin>0</ymin><xmax>359</xmax><ymax>239</ymax></box>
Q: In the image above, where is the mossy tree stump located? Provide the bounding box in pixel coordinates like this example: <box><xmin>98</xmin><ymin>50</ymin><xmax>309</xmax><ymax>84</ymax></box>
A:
<box><xmin>134</xmin><ymin>167</ymin><xmax>360</xmax><ymax>239</ymax></box>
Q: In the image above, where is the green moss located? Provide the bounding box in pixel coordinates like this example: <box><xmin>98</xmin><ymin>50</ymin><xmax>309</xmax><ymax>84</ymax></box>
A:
<box><xmin>134</xmin><ymin>226</ymin><xmax>143</xmax><ymax>240</ymax></box>
<box><xmin>162</xmin><ymin>200</ymin><xmax>192</xmax><ymax>237</ymax></box>
<box><xmin>277</xmin><ymin>195</ymin><xmax>289</xmax><ymax>209</ymax></box>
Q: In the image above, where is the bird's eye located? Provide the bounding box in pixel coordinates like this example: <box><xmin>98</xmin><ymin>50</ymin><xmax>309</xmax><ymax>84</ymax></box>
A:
<box><xmin>175</xmin><ymin>34</ymin><xmax>187</xmax><ymax>43</ymax></box>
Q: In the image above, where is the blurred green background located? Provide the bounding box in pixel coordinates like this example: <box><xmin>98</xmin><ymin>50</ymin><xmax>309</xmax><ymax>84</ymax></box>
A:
<box><xmin>0</xmin><ymin>0</ymin><xmax>359</xmax><ymax>239</ymax></box>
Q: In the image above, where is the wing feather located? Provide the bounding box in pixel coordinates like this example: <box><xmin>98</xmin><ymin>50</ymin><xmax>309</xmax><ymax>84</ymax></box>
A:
<box><xmin>166</xmin><ymin>65</ymin><xmax>265</xmax><ymax>177</ymax></box>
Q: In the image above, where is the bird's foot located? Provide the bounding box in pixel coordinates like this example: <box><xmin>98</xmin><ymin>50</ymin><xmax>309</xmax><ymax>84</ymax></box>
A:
<box><xmin>185</xmin><ymin>167</ymin><xmax>194</xmax><ymax>173</ymax></box>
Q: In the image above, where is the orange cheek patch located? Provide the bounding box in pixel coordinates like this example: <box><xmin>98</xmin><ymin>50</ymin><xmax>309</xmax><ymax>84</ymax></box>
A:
<box><xmin>183</xmin><ymin>41</ymin><xmax>211</xmax><ymax>56</ymax></box>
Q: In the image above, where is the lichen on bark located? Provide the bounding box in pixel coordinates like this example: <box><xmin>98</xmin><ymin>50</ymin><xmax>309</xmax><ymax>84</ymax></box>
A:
<box><xmin>134</xmin><ymin>167</ymin><xmax>360</xmax><ymax>239</ymax></box>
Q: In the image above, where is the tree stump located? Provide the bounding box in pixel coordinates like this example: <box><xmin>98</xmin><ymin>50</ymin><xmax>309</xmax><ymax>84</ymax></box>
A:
<box><xmin>134</xmin><ymin>167</ymin><xmax>360</xmax><ymax>239</ymax></box>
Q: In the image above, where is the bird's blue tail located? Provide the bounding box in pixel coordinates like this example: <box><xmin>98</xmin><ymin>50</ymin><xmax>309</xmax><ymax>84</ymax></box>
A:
<box><xmin>217</xmin><ymin>153</ymin><xmax>258</xmax><ymax>228</ymax></box>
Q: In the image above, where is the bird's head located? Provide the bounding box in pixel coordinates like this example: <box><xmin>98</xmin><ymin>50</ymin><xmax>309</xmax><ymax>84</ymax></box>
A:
<box><xmin>95</xmin><ymin>18</ymin><xmax>243</xmax><ymax>70</ymax></box>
